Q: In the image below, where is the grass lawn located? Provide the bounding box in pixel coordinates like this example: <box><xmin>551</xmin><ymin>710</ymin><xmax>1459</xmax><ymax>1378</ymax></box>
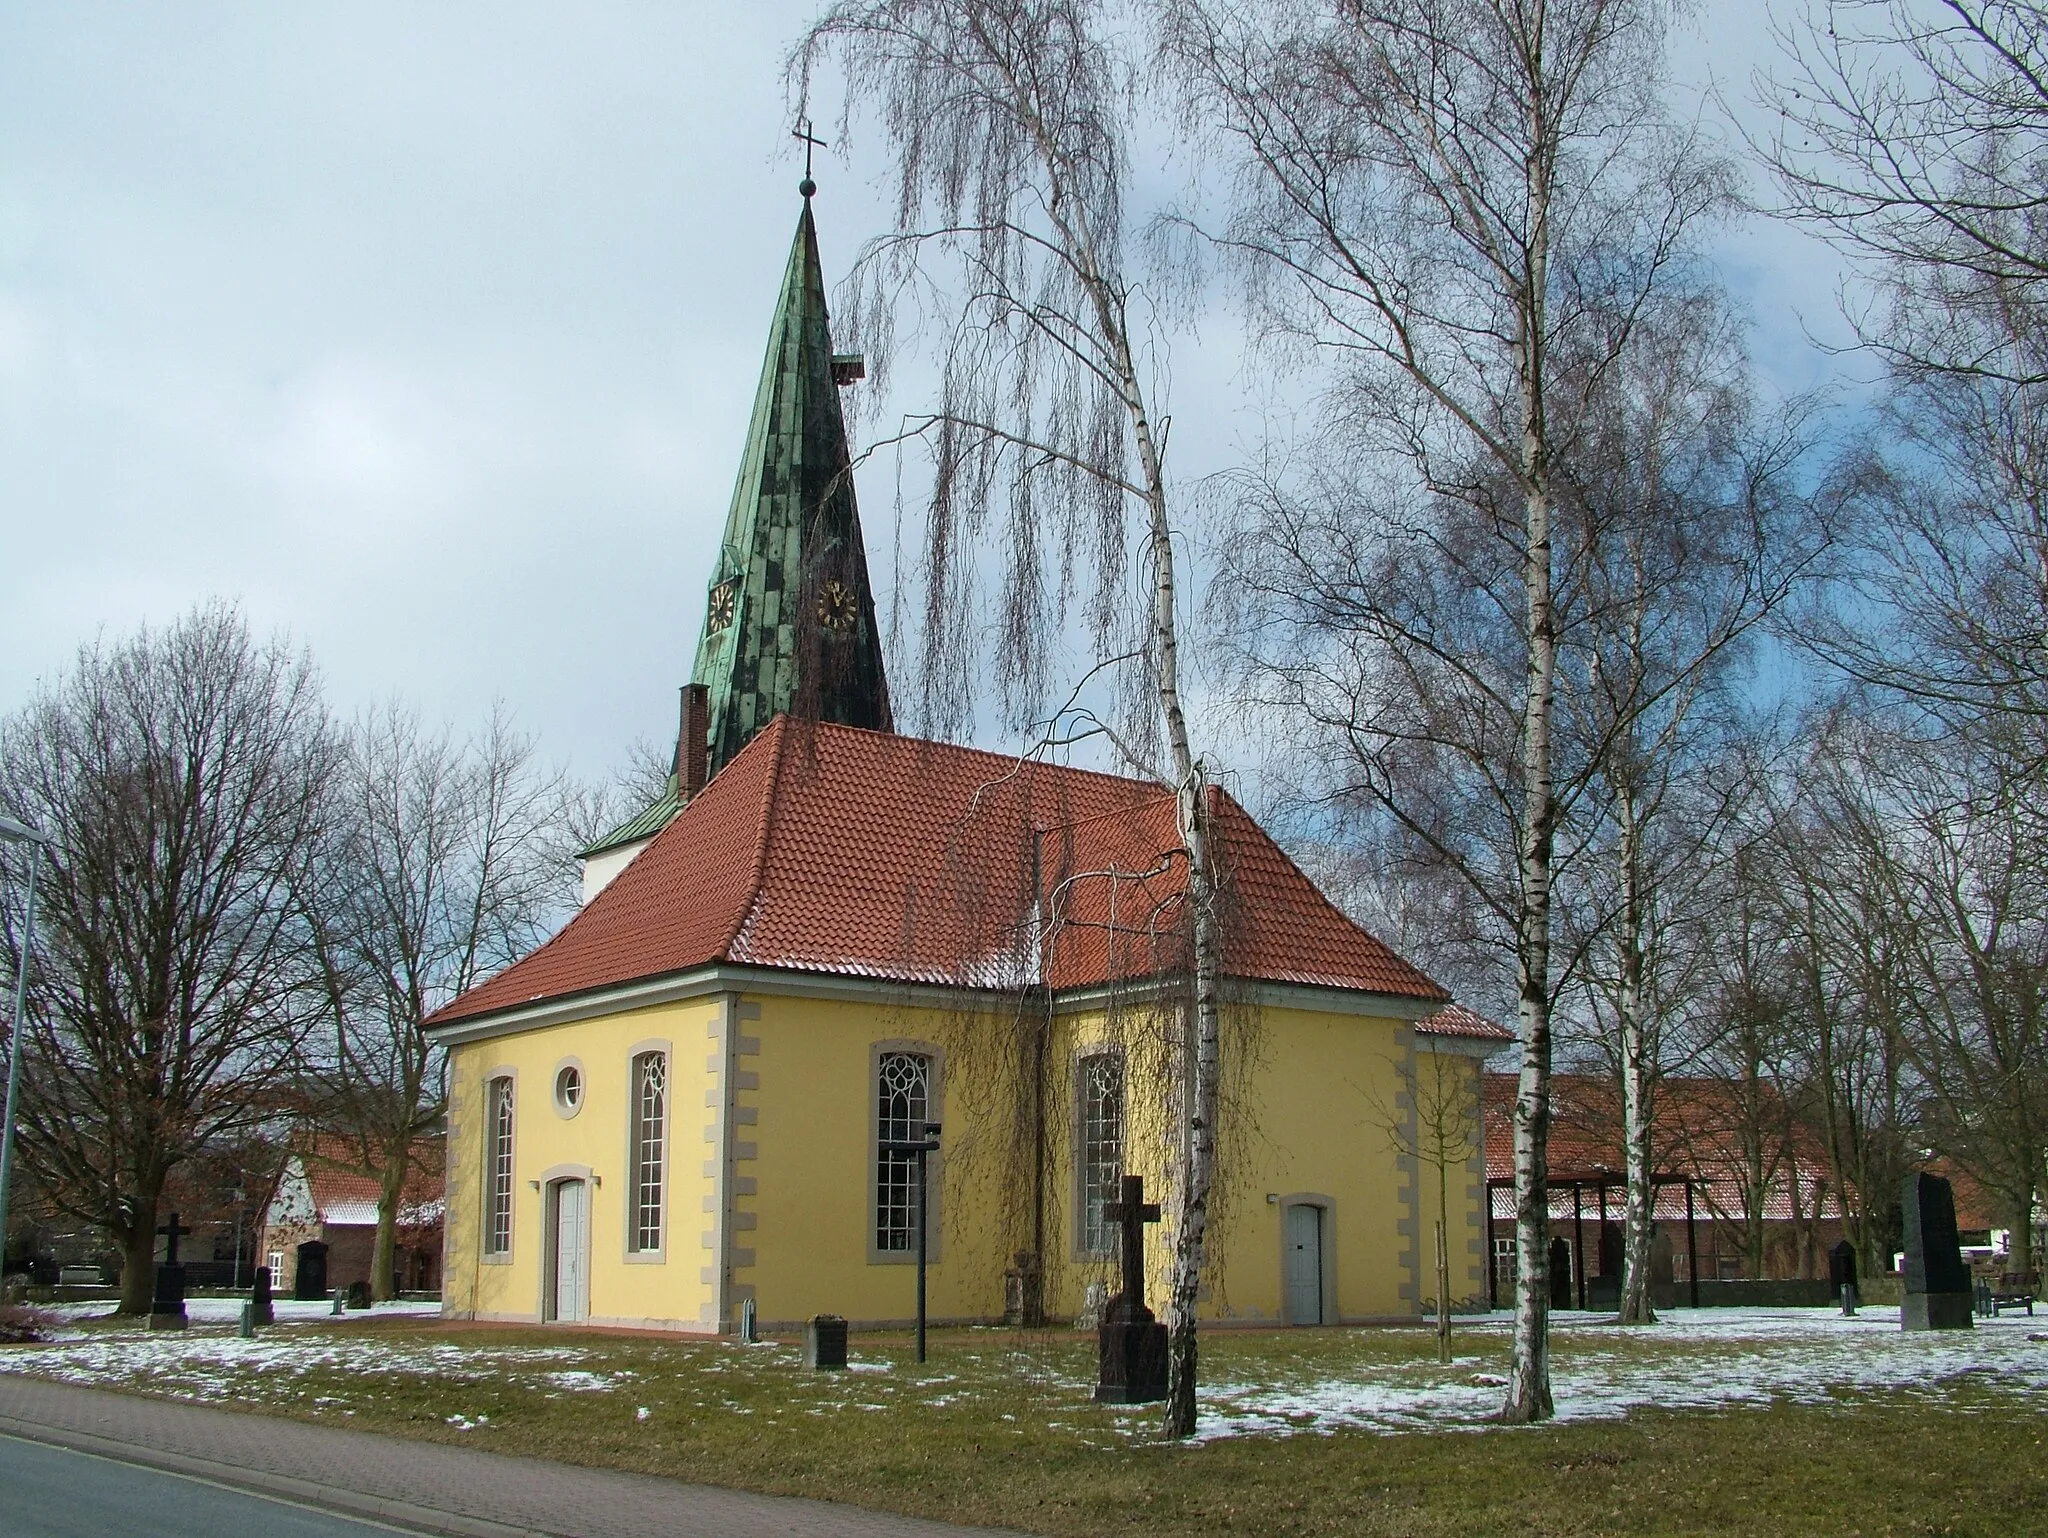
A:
<box><xmin>5</xmin><ymin>1310</ymin><xmax>2045</xmax><ymax>1536</ymax></box>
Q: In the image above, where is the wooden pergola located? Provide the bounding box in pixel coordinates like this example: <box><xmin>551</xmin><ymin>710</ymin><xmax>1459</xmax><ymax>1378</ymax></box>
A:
<box><xmin>1484</xmin><ymin>1173</ymin><xmax>1702</xmax><ymax>1311</ymax></box>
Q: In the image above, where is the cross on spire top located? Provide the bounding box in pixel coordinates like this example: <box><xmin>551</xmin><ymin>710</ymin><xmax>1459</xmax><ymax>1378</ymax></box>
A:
<box><xmin>793</xmin><ymin>118</ymin><xmax>827</xmax><ymax>198</ymax></box>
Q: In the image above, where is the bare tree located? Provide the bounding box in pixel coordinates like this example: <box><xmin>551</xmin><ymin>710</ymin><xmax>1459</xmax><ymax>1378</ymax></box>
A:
<box><xmin>1373</xmin><ymin>1044</ymin><xmax>1484</xmax><ymax>1362</ymax></box>
<box><xmin>1766</xmin><ymin>3</ymin><xmax>2048</xmax><ymax>794</ymax></box>
<box><xmin>300</xmin><ymin>702</ymin><xmax>574</xmax><ymax>1300</ymax></box>
<box><xmin>0</xmin><ymin>604</ymin><xmax>331</xmax><ymax>1312</ymax></box>
<box><xmin>1169</xmin><ymin>0</ymin><xmax>1733</xmax><ymax>1419</ymax></box>
<box><xmin>1793</xmin><ymin>715</ymin><xmax>2048</xmax><ymax>1268</ymax></box>
<box><xmin>797</xmin><ymin>0</ymin><xmax>1225</xmax><ymax>1436</ymax></box>
<box><xmin>1754</xmin><ymin>715</ymin><xmax>1921</xmax><ymax>1277</ymax></box>
<box><xmin>1557</xmin><ymin>297</ymin><xmax>1830</xmax><ymax>1321</ymax></box>
<box><xmin>1764</xmin><ymin>0</ymin><xmax>2048</xmax><ymax>387</ymax></box>
<box><xmin>1763</xmin><ymin>4</ymin><xmax>2048</xmax><ymax>1255</ymax></box>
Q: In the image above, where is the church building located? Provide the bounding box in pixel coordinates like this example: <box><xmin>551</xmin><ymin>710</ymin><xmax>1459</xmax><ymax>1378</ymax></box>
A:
<box><xmin>426</xmin><ymin>187</ymin><xmax>1507</xmax><ymax>1335</ymax></box>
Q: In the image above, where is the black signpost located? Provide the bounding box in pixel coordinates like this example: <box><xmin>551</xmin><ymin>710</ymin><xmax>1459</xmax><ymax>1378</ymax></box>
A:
<box><xmin>881</xmin><ymin>1120</ymin><xmax>942</xmax><ymax>1362</ymax></box>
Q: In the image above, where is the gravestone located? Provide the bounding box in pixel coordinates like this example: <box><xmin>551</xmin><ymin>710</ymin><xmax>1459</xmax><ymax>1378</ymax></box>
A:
<box><xmin>293</xmin><ymin>1240</ymin><xmax>329</xmax><ymax>1300</ymax></box>
<box><xmin>1649</xmin><ymin>1226</ymin><xmax>1677</xmax><ymax>1310</ymax></box>
<box><xmin>1076</xmin><ymin>1280</ymin><xmax>1108</xmax><ymax>1330</ymax></box>
<box><xmin>1003</xmin><ymin>1250</ymin><xmax>1044</xmax><ymax>1327</ymax></box>
<box><xmin>1829</xmin><ymin>1240</ymin><xmax>1859</xmax><ymax>1314</ymax></box>
<box><xmin>1548</xmin><ymin>1236</ymin><xmax>1573</xmax><ymax>1310</ymax></box>
<box><xmin>1598</xmin><ymin>1221</ymin><xmax>1623</xmax><ymax>1280</ymax></box>
<box><xmin>250</xmin><ymin>1265</ymin><xmax>275</xmax><ymax>1326</ymax></box>
<box><xmin>1094</xmin><ymin>1175</ymin><xmax>1169</xmax><ymax>1404</ymax></box>
<box><xmin>1901</xmin><ymin>1172</ymin><xmax>1973</xmax><ymax>1331</ymax></box>
<box><xmin>345</xmin><ymin>1279</ymin><xmax>372</xmax><ymax>1309</ymax></box>
<box><xmin>804</xmin><ymin>1314</ymin><xmax>847</xmax><ymax>1369</ymax></box>
<box><xmin>148</xmin><ymin>1212</ymin><xmax>190</xmax><ymax>1331</ymax></box>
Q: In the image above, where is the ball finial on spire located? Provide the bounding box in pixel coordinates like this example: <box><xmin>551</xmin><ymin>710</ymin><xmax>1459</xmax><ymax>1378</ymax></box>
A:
<box><xmin>794</xmin><ymin>117</ymin><xmax>825</xmax><ymax>201</ymax></box>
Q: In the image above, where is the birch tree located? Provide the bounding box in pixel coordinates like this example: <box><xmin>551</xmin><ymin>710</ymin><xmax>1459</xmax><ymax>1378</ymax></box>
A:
<box><xmin>797</xmin><ymin>0</ymin><xmax>1225</xmax><ymax>1437</ymax></box>
<box><xmin>1560</xmin><ymin>298</ymin><xmax>1828</xmax><ymax>1321</ymax></box>
<box><xmin>1169</xmin><ymin>0</ymin><xmax>1732</xmax><ymax>1420</ymax></box>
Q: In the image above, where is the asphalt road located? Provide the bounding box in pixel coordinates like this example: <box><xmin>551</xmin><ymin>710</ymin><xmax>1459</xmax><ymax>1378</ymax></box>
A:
<box><xmin>0</xmin><ymin>1433</ymin><xmax>421</xmax><ymax>1538</ymax></box>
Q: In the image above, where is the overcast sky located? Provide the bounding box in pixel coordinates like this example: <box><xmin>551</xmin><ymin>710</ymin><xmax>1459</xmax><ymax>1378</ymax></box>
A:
<box><xmin>0</xmin><ymin>2</ymin><xmax>1861</xmax><ymax>787</ymax></box>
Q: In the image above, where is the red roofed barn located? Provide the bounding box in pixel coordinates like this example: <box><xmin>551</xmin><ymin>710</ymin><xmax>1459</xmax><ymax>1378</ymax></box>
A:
<box><xmin>260</xmin><ymin>1138</ymin><xmax>446</xmax><ymax>1299</ymax></box>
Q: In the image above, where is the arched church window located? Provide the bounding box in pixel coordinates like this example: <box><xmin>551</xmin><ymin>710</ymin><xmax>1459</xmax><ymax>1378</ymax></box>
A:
<box><xmin>1079</xmin><ymin>1051</ymin><xmax>1125</xmax><ymax>1256</ymax></box>
<box><xmin>485</xmin><ymin>1076</ymin><xmax>515</xmax><ymax>1256</ymax></box>
<box><xmin>875</xmin><ymin>1051</ymin><xmax>931</xmax><ymax>1252</ymax></box>
<box><xmin>629</xmin><ymin>1051</ymin><xmax>668</xmax><ymax>1253</ymax></box>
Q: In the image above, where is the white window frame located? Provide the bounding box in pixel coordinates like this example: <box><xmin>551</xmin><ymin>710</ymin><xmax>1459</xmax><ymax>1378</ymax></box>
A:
<box><xmin>868</xmin><ymin>1041</ymin><xmax>944</xmax><ymax>1265</ymax></box>
<box><xmin>1074</xmin><ymin>1048</ymin><xmax>1125</xmax><ymax>1260</ymax></box>
<box><xmin>626</xmin><ymin>1048</ymin><xmax>668</xmax><ymax>1255</ymax></box>
<box><xmin>483</xmin><ymin>1072</ymin><xmax>516</xmax><ymax>1260</ymax></box>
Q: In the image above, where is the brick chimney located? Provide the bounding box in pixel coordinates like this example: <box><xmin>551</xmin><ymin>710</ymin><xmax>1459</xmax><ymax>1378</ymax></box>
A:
<box><xmin>677</xmin><ymin>683</ymin><xmax>710</xmax><ymax>800</ymax></box>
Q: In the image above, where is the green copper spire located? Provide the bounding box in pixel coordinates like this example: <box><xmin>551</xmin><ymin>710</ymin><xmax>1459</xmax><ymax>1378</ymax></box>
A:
<box><xmin>689</xmin><ymin>193</ymin><xmax>892</xmax><ymax>779</ymax></box>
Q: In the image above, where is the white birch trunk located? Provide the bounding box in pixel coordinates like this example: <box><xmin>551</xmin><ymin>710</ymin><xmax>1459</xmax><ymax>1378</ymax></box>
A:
<box><xmin>1616</xmin><ymin>779</ymin><xmax>1658</xmax><ymax>1323</ymax></box>
<box><xmin>1504</xmin><ymin>120</ymin><xmax>1558</xmax><ymax>1424</ymax></box>
<box><xmin>1117</xmin><ymin>331</ymin><xmax>1221</xmax><ymax>1441</ymax></box>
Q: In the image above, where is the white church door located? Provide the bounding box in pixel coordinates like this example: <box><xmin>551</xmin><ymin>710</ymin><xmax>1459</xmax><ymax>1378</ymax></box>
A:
<box><xmin>546</xmin><ymin>1178</ymin><xmax>589</xmax><ymax>1323</ymax></box>
<box><xmin>1285</xmin><ymin>1203</ymin><xmax>1325</xmax><ymax>1325</ymax></box>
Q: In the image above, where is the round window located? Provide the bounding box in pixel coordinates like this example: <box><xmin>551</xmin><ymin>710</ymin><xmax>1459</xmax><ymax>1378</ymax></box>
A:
<box><xmin>553</xmin><ymin>1063</ymin><xmax>583</xmax><ymax>1116</ymax></box>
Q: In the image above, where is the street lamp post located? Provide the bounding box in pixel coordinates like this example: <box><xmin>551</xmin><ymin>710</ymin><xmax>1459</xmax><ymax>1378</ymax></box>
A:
<box><xmin>0</xmin><ymin>815</ymin><xmax>56</xmax><ymax>1278</ymax></box>
<box><xmin>881</xmin><ymin>1120</ymin><xmax>941</xmax><ymax>1362</ymax></box>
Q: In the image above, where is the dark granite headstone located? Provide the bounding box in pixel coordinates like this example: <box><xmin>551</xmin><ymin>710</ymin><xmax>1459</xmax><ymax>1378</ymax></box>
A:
<box><xmin>1901</xmin><ymin>1173</ymin><xmax>1973</xmax><ymax>1331</ymax></box>
<box><xmin>250</xmin><ymin>1265</ymin><xmax>275</xmax><ymax>1326</ymax></box>
<box><xmin>293</xmin><ymin>1240</ymin><xmax>328</xmax><ymax>1300</ymax></box>
<box><xmin>345</xmin><ymin>1279</ymin><xmax>372</xmax><ymax>1310</ymax></box>
<box><xmin>148</xmin><ymin>1211</ymin><xmax>190</xmax><ymax>1331</ymax></box>
<box><xmin>1095</xmin><ymin>1175</ymin><xmax>1169</xmax><ymax>1404</ymax></box>
<box><xmin>1549</xmin><ymin>1236</ymin><xmax>1573</xmax><ymax>1309</ymax></box>
<box><xmin>805</xmin><ymin>1314</ymin><xmax>848</xmax><ymax>1369</ymax></box>
<box><xmin>1598</xmin><ymin>1221</ymin><xmax>1623</xmax><ymax>1280</ymax></box>
<box><xmin>1828</xmin><ymin>1240</ymin><xmax>1858</xmax><ymax>1293</ymax></box>
<box><xmin>148</xmin><ymin>1261</ymin><xmax>188</xmax><ymax>1331</ymax></box>
<box><xmin>1649</xmin><ymin>1225</ymin><xmax>1677</xmax><ymax>1309</ymax></box>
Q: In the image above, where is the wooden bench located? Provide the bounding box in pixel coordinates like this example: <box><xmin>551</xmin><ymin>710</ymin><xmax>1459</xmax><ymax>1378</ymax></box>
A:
<box><xmin>1990</xmin><ymin>1270</ymin><xmax>2039</xmax><ymax>1316</ymax></box>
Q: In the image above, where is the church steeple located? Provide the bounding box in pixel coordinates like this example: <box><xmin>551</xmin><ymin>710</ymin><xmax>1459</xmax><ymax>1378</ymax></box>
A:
<box><xmin>689</xmin><ymin>189</ymin><xmax>893</xmax><ymax>779</ymax></box>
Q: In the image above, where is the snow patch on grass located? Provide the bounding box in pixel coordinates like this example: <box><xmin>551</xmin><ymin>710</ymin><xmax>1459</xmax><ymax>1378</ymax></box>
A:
<box><xmin>1185</xmin><ymin>1308</ymin><xmax>2048</xmax><ymax>1441</ymax></box>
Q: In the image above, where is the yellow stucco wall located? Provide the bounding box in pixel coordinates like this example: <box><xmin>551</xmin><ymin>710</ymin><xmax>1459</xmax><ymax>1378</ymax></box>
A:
<box><xmin>440</xmin><ymin>983</ymin><xmax>1487</xmax><ymax>1333</ymax></box>
<box><xmin>443</xmin><ymin>994</ymin><xmax>724</xmax><ymax>1331</ymax></box>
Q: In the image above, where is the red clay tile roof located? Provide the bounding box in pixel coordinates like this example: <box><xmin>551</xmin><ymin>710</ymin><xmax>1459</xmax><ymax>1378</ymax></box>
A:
<box><xmin>1416</xmin><ymin>1002</ymin><xmax>1514</xmax><ymax>1043</ymax></box>
<box><xmin>1482</xmin><ymin>1073</ymin><xmax>1844</xmax><ymax>1221</ymax></box>
<box><xmin>431</xmin><ymin>718</ymin><xmax>1445</xmax><ymax>1028</ymax></box>
<box><xmin>299</xmin><ymin>1136</ymin><xmax>445</xmax><ymax>1226</ymax></box>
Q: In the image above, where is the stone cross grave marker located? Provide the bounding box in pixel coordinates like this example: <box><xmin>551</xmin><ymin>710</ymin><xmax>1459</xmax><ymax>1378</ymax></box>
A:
<box><xmin>149</xmin><ymin>1212</ymin><xmax>191</xmax><ymax>1332</ymax></box>
<box><xmin>1105</xmin><ymin>1175</ymin><xmax>1160</xmax><ymax>1319</ymax></box>
<box><xmin>157</xmin><ymin>1211</ymin><xmax>190</xmax><ymax>1263</ymax></box>
<box><xmin>1094</xmin><ymin>1174</ymin><xmax>1169</xmax><ymax>1404</ymax></box>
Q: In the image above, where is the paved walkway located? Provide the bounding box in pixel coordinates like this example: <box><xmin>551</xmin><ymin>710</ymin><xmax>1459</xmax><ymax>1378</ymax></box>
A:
<box><xmin>0</xmin><ymin>1376</ymin><xmax>1016</xmax><ymax>1538</ymax></box>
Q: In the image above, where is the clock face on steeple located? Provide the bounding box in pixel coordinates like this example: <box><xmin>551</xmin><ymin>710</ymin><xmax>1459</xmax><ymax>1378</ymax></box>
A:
<box><xmin>707</xmin><ymin>577</ymin><xmax>739</xmax><ymax>633</ymax></box>
<box><xmin>816</xmin><ymin>578</ymin><xmax>859</xmax><ymax>635</ymax></box>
